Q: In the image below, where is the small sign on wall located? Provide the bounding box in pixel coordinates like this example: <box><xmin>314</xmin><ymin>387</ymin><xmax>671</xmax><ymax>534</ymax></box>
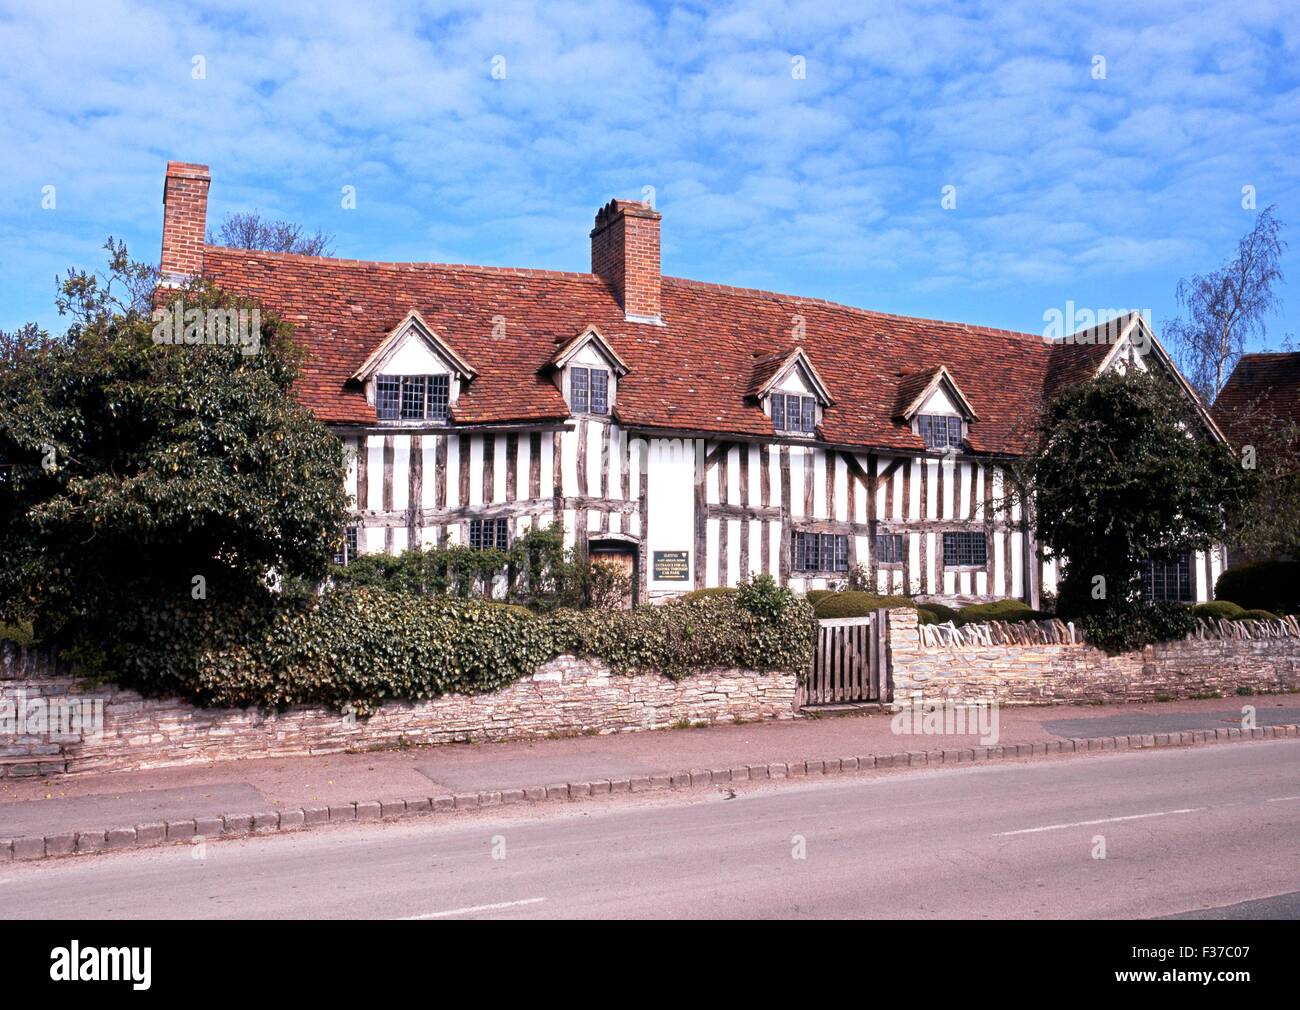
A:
<box><xmin>652</xmin><ymin>550</ymin><xmax>690</xmax><ymax>581</ymax></box>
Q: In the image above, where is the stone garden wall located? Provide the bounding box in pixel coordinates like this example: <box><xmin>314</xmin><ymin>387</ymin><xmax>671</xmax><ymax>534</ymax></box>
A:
<box><xmin>887</xmin><ymin>608</ymin><xmax>1300</xmax><ymax>707</ymax></box>
<box><xmin>0</xmin><ymin>642</ymin><xmax>796</xmax><ymax>778</ymax></box>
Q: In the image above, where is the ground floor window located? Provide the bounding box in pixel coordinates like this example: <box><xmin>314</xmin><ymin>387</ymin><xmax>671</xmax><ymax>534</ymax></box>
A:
<box><xmin>793</xmin><ymin>531</ymin><xmax>848</xmax><ymax>573</ymax></box>
<box><xmin>333</xmin><ymin>525</ymin><xmax>359</xmax><ymax>565</ymax></box>
<box><xmin>1141</xmin><ymin>552</ymin><xmax>1194</xmax><ymax>602</ymax></box>
<box><xmin>942</xmin><ymin>531</ymin><xmax>986</xmax><ymax>567</ymax></box>
<box><xmin>469</xmin><ymin>517</ymin><xmax>510</xmax><ymax>550</ymax></box>
<box><xmin>875</xmin><ymin>533</ymin><xmax>905</xmax><ymax>565</ymax></box>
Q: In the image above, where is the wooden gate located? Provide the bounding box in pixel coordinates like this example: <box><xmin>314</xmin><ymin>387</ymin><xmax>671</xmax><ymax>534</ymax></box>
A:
<box><xmin>806</xmin><ymin>610</ymin><xmax>889</xmax><ymax>705</ymax></box>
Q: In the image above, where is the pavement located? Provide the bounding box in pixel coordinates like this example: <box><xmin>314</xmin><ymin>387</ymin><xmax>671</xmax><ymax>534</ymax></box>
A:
<box><xmin>1</xmin><ymin>695</ymin><xmax>1297</xmax><ymax>859</ymax></box>
<box><xmin>2</xmin><ymin>741</ymin><xmax>1297</xmax><ymax>918</ymax></box>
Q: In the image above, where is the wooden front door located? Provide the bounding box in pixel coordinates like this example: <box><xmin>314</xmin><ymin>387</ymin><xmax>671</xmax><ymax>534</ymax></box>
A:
<box><xmin>590</xmin><ymin>545</ymin><xmax>638</xmax><ymax>608</ymax></box>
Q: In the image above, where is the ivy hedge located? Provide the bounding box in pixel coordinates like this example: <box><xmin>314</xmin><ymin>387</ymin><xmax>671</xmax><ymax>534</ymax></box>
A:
<box><xmin>85</xmin><ymin>575</ymin><xmax>814</xmax><ymax>715</ymax></box>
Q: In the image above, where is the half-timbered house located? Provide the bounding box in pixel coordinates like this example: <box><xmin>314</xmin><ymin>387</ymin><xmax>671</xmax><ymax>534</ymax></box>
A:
<box><xmin>158</xmin><ymin>161</ymin><xmax>1227</xmax><ymax>606</ymax></box>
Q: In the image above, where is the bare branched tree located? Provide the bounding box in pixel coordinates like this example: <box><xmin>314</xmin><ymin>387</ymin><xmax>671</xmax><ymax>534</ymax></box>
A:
<box><xmin>210</xmin><ymin>211</ymin><xmax>333</xmax><ymax>257</ymax></box>
<box><xmin>1164</xmin><ymin>206</ymin><xmax>1286</xmax><ymax>403</ymax></box>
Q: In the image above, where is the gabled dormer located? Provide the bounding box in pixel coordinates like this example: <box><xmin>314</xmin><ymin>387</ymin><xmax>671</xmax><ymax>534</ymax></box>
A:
<box><xmin>748</xmin><ymin>347</ymin><xmax>834</xmax><ymax>438</ymax></box>
<box><xmin>546</xmin><ymin>324</ymin><xmax>629</xmax><ymax>417</ymax></box>
<box><xmin>894</xmin><ymin>365</ymin><xmax>978</xmax><ymax>452</ymax></box>
<box><xmin>351</xmin><ymin>310</ymin><xmax>476</xmax><ymax>425</ymax></box>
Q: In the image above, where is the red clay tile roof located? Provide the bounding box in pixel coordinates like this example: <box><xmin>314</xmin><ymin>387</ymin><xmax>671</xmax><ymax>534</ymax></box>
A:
<box><xmin>201</xmin><ymin>244</ymin><xmax>1110</xmax><ymax>455</ymax></box>
<box><xmin>1212</xmin><ymin>351</ymin><xmax>1300</xmax><ymax>446</ymax></box>
<box><xmin>746</xmin><ymin>349</ymin><xmax>797</xmax><ymax>399</ymax></box>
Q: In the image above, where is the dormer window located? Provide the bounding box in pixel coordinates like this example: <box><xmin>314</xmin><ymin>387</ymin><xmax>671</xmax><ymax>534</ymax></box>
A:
<box><xmin>894</xmin><ymin>365</ymin><xmax>979</xmax><ymax>453</ymax></box>
<box><xmin>376</xmin><ymin>374</ymin><xmax>450</xmax><ymax>422</ymax></box>
<box><xmin>548</xmin><ymin>325</ymin><xmax>628</xmax><ymax>418</ymax></box>
<box><xmin>749</xmin><ymin>347</ymin><xmax>834</xmax><ymax>439</ymax></box>
<box><xmin>351</xmin><ymin>310</ymin><xmax>476</xmax><ymax>427</ymax></box>
<box><xmin>772</xmin><ymin>392</ymin><xmax>816</xmax><ymax>435</ymax></box>
<box><xmin>918</xmin><ymin>414</ymin><xmax>962</xmax><ymax>449</ymax></box>
<box><xmin>570</xmin><ymin>366</ymin><xmax>609</xmax><ymax>415</ymax></box>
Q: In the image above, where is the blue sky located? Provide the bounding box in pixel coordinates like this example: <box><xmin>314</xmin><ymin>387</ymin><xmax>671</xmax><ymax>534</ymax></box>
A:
<box><xmin>2</xmin><ymin>0</ymin><xmax>1298</xmax><ymax>351</ymax></box>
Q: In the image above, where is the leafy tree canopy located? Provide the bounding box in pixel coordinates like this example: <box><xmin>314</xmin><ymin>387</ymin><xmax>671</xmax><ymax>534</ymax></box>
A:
<box><xmin>1011</xmin><ymin>368</ymin><xmax>1247</xmax><ymax>622</ymax></box>
<box><xmin>0</xmin><ymin>241</ymin><xmax>349</xmax><ymax>646</ymax></box>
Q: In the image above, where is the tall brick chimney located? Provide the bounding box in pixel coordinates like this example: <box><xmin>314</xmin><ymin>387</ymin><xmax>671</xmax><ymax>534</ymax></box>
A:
<box><xmin>160</xmin><ymin>161</ymin><xmax>211</xmax><ymax>281</ymax></box>
<box><xmin>591</xmin><ymin>199</ymin><xmax>662</xmax><ymax>323</ymax></box>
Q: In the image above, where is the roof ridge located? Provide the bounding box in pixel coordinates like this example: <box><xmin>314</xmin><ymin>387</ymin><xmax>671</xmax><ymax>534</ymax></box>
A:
<box><xmin>662</xmin><ymin>274</ymin><xmax>1045</xmax><ymax>342</ymax></box>
<box><xmin>203</xmin><ymin>244</ymin><xmax>603</xmax><ymax>283</ymax></box>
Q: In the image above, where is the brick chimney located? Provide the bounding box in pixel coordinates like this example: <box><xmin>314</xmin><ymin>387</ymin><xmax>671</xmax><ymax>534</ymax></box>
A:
<box><xmin>591</xmin><ymin>199</ymin><xmax>662</xmax><ymax>323</ymax></box>
<box><xmin>160</xmin><ymin>161</ymin><xmax>210</xmax><ymax>281</ymax></box>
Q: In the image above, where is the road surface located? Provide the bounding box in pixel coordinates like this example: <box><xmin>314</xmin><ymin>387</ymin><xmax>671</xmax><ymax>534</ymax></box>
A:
<box><xmin>2</xmin><ymin>741</ymin><xmax>1297</xmax><ymax>919</ymax></box>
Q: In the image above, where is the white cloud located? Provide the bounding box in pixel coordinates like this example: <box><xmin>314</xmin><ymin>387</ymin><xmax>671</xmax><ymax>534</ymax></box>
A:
<box><xmin>0</xmin><ymin>0</ymin><xmax>1297</xmax><ymax>340</ymax></box>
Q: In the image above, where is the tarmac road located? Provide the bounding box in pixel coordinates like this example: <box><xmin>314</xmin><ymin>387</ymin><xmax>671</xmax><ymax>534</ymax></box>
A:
<box><xmin>2</xmin><ymin>740</ymin><xmax>1297</xmax><ymax>919</ymax></box>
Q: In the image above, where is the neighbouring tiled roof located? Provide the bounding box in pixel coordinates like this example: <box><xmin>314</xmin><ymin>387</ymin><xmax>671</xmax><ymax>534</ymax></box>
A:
<box><xmin>1212</xmin><ymin>351</ymin><xmax>1300</xmax><ymax>446</ymax></box>
<box><xmin>201</xmin><ymin>245</ymin><xmax>1114</xmax><ymax>455</ymax></box>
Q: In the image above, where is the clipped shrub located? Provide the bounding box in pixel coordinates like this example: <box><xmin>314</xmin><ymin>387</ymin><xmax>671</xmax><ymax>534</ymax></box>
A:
<box><xmin>953</xmin><ymin>600</ymin><xmax>1047</xmax><ymax>625</ymax></box>
<box><xmin>916</xmin><ymin>608</ymin><xmax>939</xmax><ymax>625</ymax></box>
<box><xmin>919</xmin><ymin>602</ymin><xmax>958</xmax><ymax>624</ymax></box>
<box><xmin>1215</xmin><ymin>561</ymin><xmax>1300</xmax><ymax>616</ymax></box>
<box><xmin>812</xmin><ymin>591</ymin><xmax>915</xmax><ymax>619</ymax></box>
<box><xmin>804</xmin><ymin>589</ymin><xmax>837</xmax><ymax>605</ymax></box>
<box><xmin>1191</xmin><ymin>600</ymin><xmax>1245</xmax><ymax>620</ymax></box>
<box><xmin>1237</xmin><ymin>608</ymin><xmax>1281</xmax><ymax>621</ymax></box>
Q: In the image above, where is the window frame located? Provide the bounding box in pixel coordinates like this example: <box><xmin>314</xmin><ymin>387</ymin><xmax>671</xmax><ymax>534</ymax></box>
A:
<box><xmin>771</xmin><ymin>392</ymin><xmax>818</xmax><ymax>436</ymax></box>
<box><xmin>1141</xmin><ymin>553</ymin><xmax>1194</xmax><ymax>603</ymax></box>
<box><xmin>333</xmin><ymin>525</ymin><xmax>359</xmax><ymax>566</ymax></box>
<box><xmin>874</xmin><ymin>532</ymin><xmax>905</xmax><ymax>567</ymax></box>
<box><xmin>941</xmin><ymin>530</ymin><xmax>987</xmax><ymax>569</ymax></box>
<box><xmin>917</xmin><ymin>413</ymin><xmax>963</xmax><ymax>451</ymax></box>
<box><xmin>375</xmin><ymin>373</ymin><xmax>451</xmax><ymax>423</ymax></box>
<box><xmin>468</xmin><ymin>517</ymin><xmax>511</xmax><ymax>551</ymax></box>
<box><xmin>791</xmin><ymin>530</ymin><xmax>849</xmax><ymax>574</ymax></box>
<box><xmin>568</xmin><ymin>365</ymin><xmax>611</xmax><ymax>416</ymax></box>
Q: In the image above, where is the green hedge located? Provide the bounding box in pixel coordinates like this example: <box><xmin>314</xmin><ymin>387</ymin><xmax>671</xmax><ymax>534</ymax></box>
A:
<box><xmin>1191</xmin><ymin>600</ymin><xmax>1245</xmax><ymax>620</ymax></box>
<box><xmin>1238</xmin><ymin>608</ymin><xmax>1281</xmax><ymax>621</ymax></box>
<box><xmin>1215</xmin><ymin>561</ymin><xmax>1300</xmax><ymax>616</ymax></box>
<box><xmin>953</xmin><ymin>600</ymin><xmax>1047</xmax><ymax>625</ymax></box>
<box><xmin>921</xmin><ymin>602</ymin><xmax>959</xmax><ymax>624</ymax></box>
<box><xmin>679</xmin><ymin>587</ymin><xmax>738</xmax><ymax>602</ymax></box>
<box><xmin>86</xmin><ymin>575</ymin><xmax>814</xmax><ymax>714</ymax></box>
<box><xmin>811</xmin><ymin>591</ymin><xmax>916</xmax><ymax>619</ymax></box>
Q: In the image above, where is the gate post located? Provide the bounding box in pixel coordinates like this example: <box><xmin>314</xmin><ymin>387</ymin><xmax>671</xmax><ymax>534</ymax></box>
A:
<box><xmin>874</xmin><ymin>608</ymin><xmax>893</xmax><ymax>706</ymax></box>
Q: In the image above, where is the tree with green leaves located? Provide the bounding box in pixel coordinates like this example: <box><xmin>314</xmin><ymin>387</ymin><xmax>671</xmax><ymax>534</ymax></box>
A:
<box><xmin>1010</xmin><ymin>369</ymin><xmax>1247</xmax><ymax>650</ymax></box>
<box><xmin>1164</xmin><ymin>206</ymin><xmax>1286</xmax><ymax>403</ymax></box>
<box><xmin>0</xmin><ymin>241</ymin><xmax>349</xmax><ymax>656</ymax></box>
